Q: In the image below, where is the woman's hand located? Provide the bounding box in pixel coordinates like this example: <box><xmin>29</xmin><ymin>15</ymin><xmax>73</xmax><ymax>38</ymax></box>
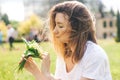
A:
<box><xmin>19</xmin><ymin>54</ymin><xmax>60</xmax><ymax>80</ymax></box>
<box><xmin>23</xmin><ymin>57</ymin><xmax>41</xmax><ymax>76</ymax></box>
<box><xmin>19</xmin><ymin>55</ymin><xmax>41</xmax><ymax>76</ymax></box>
<box><xmin>41</xmin><ymin>53</ymin><xmax>50</xmax><ymax>76</ymax></box>
<box><xmin>22</xmin><ymin>57</ymin><xmax>46</xmax><ymax>80</ymax></box>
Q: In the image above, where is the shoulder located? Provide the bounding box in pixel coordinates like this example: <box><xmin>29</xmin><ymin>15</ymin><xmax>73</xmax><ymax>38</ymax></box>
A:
<box><xmin>85</xmin><ymin>41</ymin><xmax>108</xmax><ymax>59</ymax></box>
<box><xmin>78</xmin><ymin>41</ymin><xmax>112</xmax><ymax>79</ymax></box>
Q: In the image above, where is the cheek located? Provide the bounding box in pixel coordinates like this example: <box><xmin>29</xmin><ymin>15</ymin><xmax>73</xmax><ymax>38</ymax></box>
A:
<box><xmin>59</xmin><ymin>28</ymin><xmax>67</xmax><ymax>35</ymax></box>
<box><xmin>62</xmin><ymin>30</ymin><xmax>71</xmax><ymax>39</ymax></box>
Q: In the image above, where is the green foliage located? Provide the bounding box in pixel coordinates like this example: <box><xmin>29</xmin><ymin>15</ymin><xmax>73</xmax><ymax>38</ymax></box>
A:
<box><xmin>77</xmin><ymin>0</ymin><xmax>86</xmax><ymax>3</ymax></box>
<box><xmin>98</xmin><ymin>0</ymin><xmax>105</xmax><ymax>18</ymax></box>
<box><xmin>116</xmin><ymin>10</ymin><xmax>120</xmax><ymax>42</ymax></box>
<box><xmin>110</xmin><ymin>8</ymin><xmax>115</xmax><ymax>16</ymax></box>
<box><xmin>18</xmin><ymin>38</ymin><xmax>43</xmax><ymax>71</ymax></box>
<box><xmin>18</xmin><ymin>14</ymin><xmax>43</xmax><ymax>35</ymax></box>
<box><xmin>115</xmin><ymin>37</ymin><xmax>120</xmax><ymax>42</ymax></box>
<box><xmin>98</xmin><ymin>40</ymin><xmax>120</xmax><ymax>80</ymax></box>
<box><xmin>0</xmin><ymin>21</ymin><xmax>7</xmax><ymax>38</ymax></box>
<box><xmin>0</xmin><ymin>42</ymin><xmax>56</xmax><ymax>80</ymax></box>
<box><xmin>1</xmin><ymin>14</ymin><xmax>10</xmax><ymax>25</ymax></box>
<box><xmin>10</xmin><ymin>21</ymin><xmax>19</xmax><ymax>30</ymax></box>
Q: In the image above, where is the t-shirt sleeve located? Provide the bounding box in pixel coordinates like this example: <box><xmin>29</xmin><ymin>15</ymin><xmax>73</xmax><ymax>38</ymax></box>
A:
<box><xmin>82</xmin><ymin>54</ymin><xmax>106</xmax><ymax>79</ymax></box>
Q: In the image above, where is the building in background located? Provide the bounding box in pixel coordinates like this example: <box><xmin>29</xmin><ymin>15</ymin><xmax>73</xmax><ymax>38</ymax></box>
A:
<box><xmin>96</xmin><ymin>14</ymin><xmax>116</xmax><ymax>39</ymax></box>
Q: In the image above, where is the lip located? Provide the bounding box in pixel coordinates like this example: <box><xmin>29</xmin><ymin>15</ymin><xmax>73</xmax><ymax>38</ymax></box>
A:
<box><xmin>55</xmin><ymin>35</ymin><xmax>60</xmax><ymax>38</ymax></box>
<box><xmin>56</xmin><ymin>36</ymin><xmax>60</xmax><ymax>38</ymax></box>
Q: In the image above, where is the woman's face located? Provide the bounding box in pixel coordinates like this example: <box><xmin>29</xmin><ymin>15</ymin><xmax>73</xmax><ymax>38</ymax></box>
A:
<box><xmin>53</xmin><ymin>13</ymin><xmax>71</xmax><ymax>43</ymax></box>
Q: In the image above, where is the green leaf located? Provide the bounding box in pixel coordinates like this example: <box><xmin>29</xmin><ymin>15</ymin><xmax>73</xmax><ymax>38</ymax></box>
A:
<box><xmin>18</xmin><ymin>38</ymin><xmax>43</xmax><ymax>71</ymax></box>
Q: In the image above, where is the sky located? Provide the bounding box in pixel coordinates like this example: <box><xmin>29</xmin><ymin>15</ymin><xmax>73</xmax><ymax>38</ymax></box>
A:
<box><xmin>0</xmin><ymin>0</ymin><xmax>24</xmax><ymax>21</ymax></box>
<box><xmin>101</xmin><ymin>0</ymin><xmax>120</xmax><ymax>12</ymax></box>
<box><xmin>0</xmin><ymin>0</ymin><xmax>120</xmax><ymax>21</ymax></box>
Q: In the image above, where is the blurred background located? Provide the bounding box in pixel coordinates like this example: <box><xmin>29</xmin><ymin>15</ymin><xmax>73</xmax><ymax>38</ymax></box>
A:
<box><xmin>0</xmin><ymin>0</ymin><xmax>120</xmax><ymax>80</ymax></box>
<box><xmin>0</xmin><ymin>0</ymin><xmax>120</xmax><ymax>41</ymax></box>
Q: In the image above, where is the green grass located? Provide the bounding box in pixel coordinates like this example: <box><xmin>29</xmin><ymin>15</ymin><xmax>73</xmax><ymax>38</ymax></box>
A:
<box><xmin>0</xmin><ymin>40</ymin><xmax>120</xmax><ymax>80</ymax></box>
<box><xmin>0</xmin><ymin>42</ymin><xmax>56</xmax><ymax>80</ymax></box>
<box><xmin>98</xmin><ymin>39</ymin><xmax>120</xmax><ymax>80</ymax></box>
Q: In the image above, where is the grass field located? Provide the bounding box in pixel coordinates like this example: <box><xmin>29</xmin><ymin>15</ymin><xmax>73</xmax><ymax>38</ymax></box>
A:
<box><xmin>0</xmin><ymin>39</ymin><xmax>120</xmax><ymax>80</ymax></box>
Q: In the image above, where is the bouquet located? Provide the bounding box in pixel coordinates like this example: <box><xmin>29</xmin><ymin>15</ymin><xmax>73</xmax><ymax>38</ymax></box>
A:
<box><xmin>18</xmin><ymin>38</ymin><xmax>43</xmax><ymax>71</ymax></box>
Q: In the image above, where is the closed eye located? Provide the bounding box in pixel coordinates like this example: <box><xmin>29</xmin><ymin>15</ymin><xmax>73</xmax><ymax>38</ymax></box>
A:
<box><xmin>59</xmin><ymin>26</ymin><xmax>64</xmax><ymax>28</ymax></box>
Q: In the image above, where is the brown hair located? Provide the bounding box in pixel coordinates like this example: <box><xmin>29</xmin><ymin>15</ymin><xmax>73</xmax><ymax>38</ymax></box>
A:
<box><xmin>49</xmin><ymin>1</ymin><xmax>97</xmax><ymax>63</ymax></box>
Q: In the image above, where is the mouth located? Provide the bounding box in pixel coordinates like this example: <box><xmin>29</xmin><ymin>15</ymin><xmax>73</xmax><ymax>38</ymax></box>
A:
<box><xmin>55</xmin><ymin>35</ymin><xmax>60</xmax><ymax>38</ymax></box>
<box><xmin>56</xmin><ymin>36</ymin><xmax>59</xmax><ymax>38</ymax></box>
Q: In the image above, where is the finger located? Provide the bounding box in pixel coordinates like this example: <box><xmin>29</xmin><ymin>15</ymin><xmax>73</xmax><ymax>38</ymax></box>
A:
<box><xmin>41</xmin><ymin>52</ymin><xmax>48</xmax><ymax>58</ymax></box>
<box><xmin>42</xmin><ymin>55</ymin><xmax>50</xmax><ymax>65</ymax></box>
<box><xmin>46</xmin><ymin>54</ymin><xmax>50</xmax><ymax>58</ymax></box>
<box><xmin>28</xmin><ymin>57</ymin><xmax>33</xmax><ymax>60</ymax></box>
<box><xmin>41</xmin><ymin>52</ymin><xmax>49</xmax><ymax>56</ymax></box>
<box><xmin>45</xmin><ymin>54</ymin><xmax>50</xmax><ymax>60</ymax></box>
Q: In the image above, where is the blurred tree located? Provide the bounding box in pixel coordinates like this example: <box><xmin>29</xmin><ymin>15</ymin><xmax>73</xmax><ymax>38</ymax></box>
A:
<box><xmin>77</xmin><ymin>0</ymin><xmax>86</xmax><ymax>4</ymax></box>
<box><xmin>98</xmin><ymin>0</ymin><xmax>105</xmax><ymax>18</ymax></box>
<box><xmin>18</xmin><ymin>14</ymin><xmax>43</xmax><ymax>35</ymax></box>
<box><xmin>18</xmin><ymin>20</ymin><xmax>30</xmax><ymax>35</ymax></box>
<box><xmin>27</xmin><ymin>0</ymin><xmax>106</xmax><ymax>19</ymax></box>
<box><xmin>77</xmin><ymin>0</ymin><xmax>105</xmax><ymax>17</ymax></box>
<box><xmin>110</xmin><ymin>8</ymin><xmax>115</xmax><ymax>16</ymax></box>
<box><xmin>1</xmin><ymin>14</ymin><xmax>10</xmax><ymax>25</ymax></box>
<box><xmin>116</xmin><ymin>10</ymin><xmax>120</xmax><ymax>42</ymax></box>
<box><xmin>0</xmin><ymin>21</ymin><xmax>7</xmax><ymax>38</ymax></box>
<box><xmin>84</xmin><ymin>0</ymin><xmax>98</xmax><ymax>13</ymax></box>
<box><xmin>10</xmin><ymin>20</ymin><xmax>19</xmax><ymax>30</ymax></box>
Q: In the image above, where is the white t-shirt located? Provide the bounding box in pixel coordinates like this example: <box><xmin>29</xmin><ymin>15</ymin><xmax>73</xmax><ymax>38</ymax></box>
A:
<box><xmin>7</xmin><ymin>27</ymin><xmax>15</xmax><ymax>38</ymax></box>
<box><xmin>55</xmin><ymin>41</ymin><xmax>112</xmax><ymax>80</ymax></box>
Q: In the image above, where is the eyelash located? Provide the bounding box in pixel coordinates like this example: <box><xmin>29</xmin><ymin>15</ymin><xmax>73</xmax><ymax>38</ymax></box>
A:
<box><xmin>59</xmin><ymin>26</ymin><xmax>63</xmax><ymax>28</ymax></box>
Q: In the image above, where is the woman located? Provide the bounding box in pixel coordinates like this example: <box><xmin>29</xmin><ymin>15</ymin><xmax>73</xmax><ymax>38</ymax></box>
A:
<box><xmin>22</xmin><ymin>1</ymin><xmax>112</xmax><ymax>80</ymax></box>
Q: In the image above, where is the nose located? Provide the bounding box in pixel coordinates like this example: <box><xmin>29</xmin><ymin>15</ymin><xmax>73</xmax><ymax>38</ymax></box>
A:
<box><xmin>53</xmin><ymin>26</ymin><xmax>58</xmax><ymax>35</ymax></box>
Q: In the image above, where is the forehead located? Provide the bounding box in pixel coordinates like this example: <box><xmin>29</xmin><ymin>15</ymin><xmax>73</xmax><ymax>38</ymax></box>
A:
<box><xmin>55</xmin><ymin>13</ymin><xmax>69</xmax><ymax>23</ymax></box>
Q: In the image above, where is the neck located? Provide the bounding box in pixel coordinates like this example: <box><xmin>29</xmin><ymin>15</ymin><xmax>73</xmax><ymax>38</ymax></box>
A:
<box><xmin>64</xmin><ymin>43</ymin><xmax>72</xmax><ymax>57</ymax></box>
<box><xmin>64</xmin><ymin>43</ymin><xmax>74</xmax><ymax>53</ymax></box>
